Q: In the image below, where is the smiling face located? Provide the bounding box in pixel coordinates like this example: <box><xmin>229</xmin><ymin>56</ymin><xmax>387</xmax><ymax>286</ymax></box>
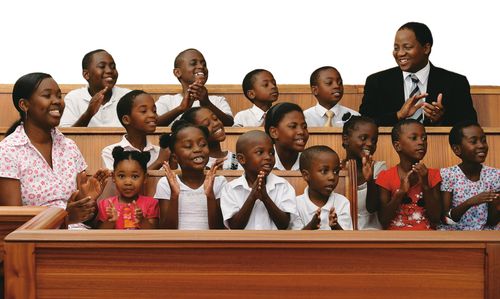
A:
<box><xmin>113</xmin><ymin>158</ymin><xmax>145</xmax><ymax>202</ymax></box>
<box><xmin>393</xmin><ymin>28</ymin><xmax>431</xmax><ymax>73</ymax></box>
<box><xmin>122</xmin><ymin>94</ymin><xmax>158</xmax><ymax>134</ymax></box>
<box><xmin>303</xmin><ymin>151</ymin><xmax>341</xmax><ymax>198</ymax></box>
<box><xmin>394</xmin><ymin>122</ymin><xmax>427</xmax><ymax>162</ymax></box>
<box><xmin>83</xmin><ymin>51</ymin><xmax>118</xmax><ymax>91</ymax></box>
<box><xmin>312</xmin><ymin>68</ymin><xmax>344</xmax><ymax>108</ymax></box>
<box><xmin>238</xmin><ymin>134</ymin><xmax>275</xmax><ymax>176</ymax></box>
<box><xmin>172</xmin><ymin>126</ymin><xmax>210</xmax><ymax>171</ymax></box>
<box><xmin>247</xmin><ymin>71</ymin><xmax>279</xmax><ymax>103</ymax></box>
<box><xmin>344</xmin><ymin>122</ymin><xmax>378</xmax><ymax>159</ymax></box>
<box><xmin>192</xmin><ymin>107</ymin><xmax>226</xmax><ymax>143</ymax></box>
<box><xmin>174</xmin><ymin>49</ymin><xmax>208</xmax><ymax>85</ymax></box>
<box><xmin>454</xmin><ymin>125</ymin><xmax>488</xmax><ymax>164</ymax></box>
<box><xmin>21</xmin><ymin>77</ymin><xmax>64</xmax><ymax>130</ymax></box>
<box><xmin>270</xmin><ymin>110</ymin><xmax>309</xmax><ymax>152</ymax></box>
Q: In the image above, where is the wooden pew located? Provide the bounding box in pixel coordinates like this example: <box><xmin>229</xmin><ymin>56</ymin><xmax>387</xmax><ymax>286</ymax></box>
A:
<box><xmin>2</xmin><ymin>127</ymin><xmax>499</xmax><ymax>174</ymax></box>
<box><xmin>4</xmin><ymin>229</ymin><xmax>500</xmax><ymax>299</ymax></box>
<box><xmin>0</xmin><ymin>84</ymin><xmax>499</xmax><ymax>127</ymax></box>
<box><xmin>98</xmin><ymin>166</ymin><xmax>359</xmax><ymax>229</ymax></box>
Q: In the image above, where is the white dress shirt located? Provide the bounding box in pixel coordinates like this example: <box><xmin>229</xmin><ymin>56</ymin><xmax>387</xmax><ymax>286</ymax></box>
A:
<box><xmin>274</xmin><ymin>145</ymin><xmax>301</xmax><ymax>171</ymax></box>
<box><xmin>233</xmin><ymin>104</ymin><xmax>267</xmax><ymax>127</ymax></box>
<box><xmin>60</xmin><ymin>86</ymin><xmax>131</xmax><ymax>127</ymax></box>
<box><xmin>101</xmin><ymin>135</ymin><xmax>160</xmax><ymax>169</ymax></box>
<box><xmin>304</xmin><ymin>103</ymin><xmax>360</xmax><ymax>127</ymax></box>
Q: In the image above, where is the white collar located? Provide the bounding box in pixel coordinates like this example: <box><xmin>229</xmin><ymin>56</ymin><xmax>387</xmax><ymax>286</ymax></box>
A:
<box><xmin>402</xmin><ymin>61</ymin><xmax>431</xmax><ymax>86</ymax></box>
<box><xmin>273</xmin><ymin>145</ymin><xmax>300</xmax><ymax>170</ymax></box>
<box><xmin>314</xmin><ymin>102</ymin><xmax>342</xmax><ymax>118</ymax></box>
<box><xmin>249</xmin><ymin>104</ymin><xmax>267</xmax><ymax>121</ymax></box>
<box><xmin>118</xmin><ymin>134</ymin><xmax>156</xmax><ymax>152</ymax></box>
<box><xmin>301</xmin><ymin>186</ymin><xmax>337</xmax><ymax>212</ymax></box>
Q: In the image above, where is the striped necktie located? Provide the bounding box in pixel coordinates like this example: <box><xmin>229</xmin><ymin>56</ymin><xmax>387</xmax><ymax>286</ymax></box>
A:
<box><xmin>409</xmin><ymin>74</ymin><xmax>423</xmax><ymax>123</ymax></box>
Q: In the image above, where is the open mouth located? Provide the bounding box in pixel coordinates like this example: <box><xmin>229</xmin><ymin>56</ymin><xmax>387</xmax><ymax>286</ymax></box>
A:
<box><xmin>193</xmin><ymin>156</ymin><xmax>205</xmax><ymax>164</ymax></box>
<box><xmin>48</xmin><ymin>109</ymin><xmax>61</xmax><ymax>117</ymax></box>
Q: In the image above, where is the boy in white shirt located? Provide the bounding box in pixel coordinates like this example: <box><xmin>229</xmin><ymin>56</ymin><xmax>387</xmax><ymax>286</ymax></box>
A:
<box><xmin>156</xmin><ymin>48</ymin><xmax>233</xmax><ymax>126</ymax></box>
<box><xmin>220</xmin><ymin>130</ymin><xmax>297</xmax><ymax>230</ymax></box>
<box><xmin>233</xmin><ymin>69</ymin><xmax>279</xmax><ymax>127</ymax></box>
<box><xmin>304</xmin><ymin>66</ymin><xmax>359</xmax><ymax>127</ymax></box>
<box><xmin>60</xmin><ymin>49</ymin><xmax>130</xmax><ymax>127</ymax></box>
<box><xmin>292</xmin><ymin>145</ymin><xmax>353</xmax><ymax>230</ymax></box>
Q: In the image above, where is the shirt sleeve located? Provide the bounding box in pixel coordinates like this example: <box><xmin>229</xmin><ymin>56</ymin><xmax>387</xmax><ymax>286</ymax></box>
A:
<box><xmin>428</xmin><ymin>168</ymin><xmax>442</xmax><ymax>188</ymax></box>
<box><xmin>211</xmin><ymin>95</ymin><xmax>233</xmax><ymax>116</ymax></box>
<box><xmin>336</xmin><ymin>195</ymin><xmax>353</xmax><ymax>230</ymax></box>
<box><xmin>440</xmin><ymin>168</ymin><xmax>453</xmax><ymax>192</ymax></box>
<box><xmin>275</xmin><ymin>182</ymin><xmax>298</xmax><ymax>224</ymax></box>
<box><xmin>155</xmin><ymin>95</ymin><xmax>172</xmax><ymax>116</ymax></box>
<box><xmin>233</xmin><ymin>111</ymin><xmax>244</xmax><ymax>127</ymax></box>
<box><xmin>289</xmin><ymin>197</ymin><xmax>306</xmax><ymax>230</ymax></box>
<box><xmin>213</xmin><ymin>176</ymin><xmax>228</xmax><ymax>199</ymax></box>
<box><xmin>154</xmin><ymin>177</ymin><xmax>172</xmax><ymax>200</ymax></box>
<box><xmin>60</xmin><ymin>93</ymin><xmax>81</xmax><ymax>127</ymax></box>
<box><xmin>0</xmin><ymin>144</ymin><xmax>20</xmax><ymax>179</ymax></box>
<box><xmin>375</xmin><ymin>169</ymin><xmax>391</xmax><ymax>190</ymax></box>
<box><xmin>220</xmin><ymin>183</ymin><xmax>242</xmax><ymax>226</ymax></box>
<box><xmin>101</xmin><ymin>145</ymin><xmax>114</xmax><ymax>169</ymax></box>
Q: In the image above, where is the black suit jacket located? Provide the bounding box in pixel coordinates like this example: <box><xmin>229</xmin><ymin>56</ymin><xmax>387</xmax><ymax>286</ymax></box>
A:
<box><xmin>359</xmin><ymin>64</ymin><xmax>478</xmax><ymax>126</ymax></box>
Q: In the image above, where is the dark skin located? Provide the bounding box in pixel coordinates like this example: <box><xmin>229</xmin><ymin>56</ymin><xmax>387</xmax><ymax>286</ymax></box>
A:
<box><xmin>443</xmin><ymin>126</ymin><xmax>500</xmax><ymax>226</ymax></box>
<box><xmin>378</xmin><ymin>123</ymin><xmax>441</xmax><ymax>228</ymax></box>
<box><xmin>157</xmin><ymin>49</ymin><xmax>234</xmax><ymax>126</ymax></box>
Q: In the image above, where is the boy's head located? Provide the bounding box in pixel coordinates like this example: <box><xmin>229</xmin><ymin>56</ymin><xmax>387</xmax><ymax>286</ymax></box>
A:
<box><xmin>299</xmin><ymin>146</ymin><xmax>341</xmax><ymax>198</ymax></box>
<box><xmin>342</xmin><ymin>116</ymin><xmax>378</xmax><ymax>158</ymax></box>
<box><xmin>449</xmin><ymin>120</ymin><xmax>487</xmax><ymax>162</ymax></box>
<box><xmin>394</xmin><ymin>22</ymin><xmax>432</xmax><ymax>73</ymax></box>
<box><xmin>391</xmin><ymin>119</ymin><xmax>427</xmax><ymax>161</ymax></box>
<box><xmin>82</xmin><ymin>49</ymin><xmax>118</xmax><ymax>90</ymax></box>
<box><xmin>173</xmin><ymin>48</ymin><xmax>208</xmax><ymax>85</ymax></box>
<box><xmin>310</xmin><ymin>66</ymin><xmax>343</xmax><ymax>108</ymax></box>
<box><xmin>117</xmin><ymin>90</ymin><xmax>158</xmax><ymax>132</ymax></box>
<box><xmin>242</xmin><ymin>69</ymin><xmax>279</xmax><ymax>103</ymax></box>
<box><xmin>236</xmin><ymin>130</ymin><xmax>275</xmax><ymax>175</ymax></box>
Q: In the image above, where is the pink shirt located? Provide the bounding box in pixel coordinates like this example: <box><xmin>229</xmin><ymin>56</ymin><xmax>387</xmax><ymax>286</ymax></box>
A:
<box><xmin>0</xmin><ymin>125</ymin><xmax>87</xmax><ymax>209</ymax></box>
<box><xmin>97</xmin><ymin>195</ymin><xmax>159</xmax><ymax>229</ymax></box>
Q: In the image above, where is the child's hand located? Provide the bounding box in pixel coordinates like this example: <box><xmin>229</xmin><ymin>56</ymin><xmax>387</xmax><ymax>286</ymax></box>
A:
<box><xmin>204</xmin><ymin>158</ymin><xmax>224</xmax><ymax>198</ymax></box>
<box><xmin>180</xmin><ymin>88</ymin><xmax>196</xmax><ymax>111</ymax></box>
<box><xmin>411</xmin><ymin>162</ymin><xmax>428</xmax><ymax>185</ymax></box>
<box><xmin>163</xmin><ymin>161</ymin><xmax>180</xmax><ymax>198</ymax></box>
<box><xmin>468</xmin><ymin>191</ymin><xmax>499</xmax><ymax>206</ymax></box>
<box><xmin>106</xmin><ymin>199</ymin><xmax>118</xmax><ymax>222</ymax></box>
<box><xmin>249</xmin><ymin>171</ymin><xmax>265</xmax><ymax>201</ymax></box>
<box><xmin>134</xmin><ymin>201</ymin><xmax>144</xmax><ymax>224</ymax></box>
<box><xmin>307</xmin><ymin>208</ymin><xmax>321</xmax><ymax>230</ymax></box>
<box><xmin>329</xmin><ymin>207</ymin><xmax>338</xmax><ymax>228</ymax></box>
<box><xmin>86</xmin><ymin>86</ymin><xmax>109</xmax><ymax>117</ymax></box>
<box><xmin>362</xmin><ymin>154</ymin><xmax>375</xmax><ymax>181</ymax></box>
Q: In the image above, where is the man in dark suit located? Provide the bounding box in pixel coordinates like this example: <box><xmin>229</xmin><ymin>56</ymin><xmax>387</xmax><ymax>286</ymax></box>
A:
<box><xmin>359</xmin><ymin>22</ymin><xmax>477</xmax><ymax>126</ymax></box>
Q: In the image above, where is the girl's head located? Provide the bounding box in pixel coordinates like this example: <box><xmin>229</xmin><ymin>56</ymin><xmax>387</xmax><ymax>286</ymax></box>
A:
<box><xmin>112</xmin><ymin>146</ymin><xmax>150</xmax><ymax>200</ymax></box>
<box><xmin>265</xmin><ymin>102</ymin><xmax>309</xmax><ymax>152</ymax></box>
<box><xmin>181</xmin><ymin>107</ymin><xmax>226</xmax><ymax>143</ymax></box>
<box><xmin>342</xmin><ymin>116</ymin><xmax>378</xmax><ymax>159</ymax></box>
<box><xmin>7</xmin><ymin>72</ymin><xmax>63</xmax><ymax>136</ymax></box>
<box><xmin>449</xmin><ymin>121</ymin><xmax>487</xmax><ymax>164</ymax></box>
<box><xmin>391</xmin><ymin>119</ymin><xmax>427</xmax><ymax>162</ymax></box>
<box><xmin>117</xmin><ymin>90</ymin><xmax>157</xmax><ymax>133</ymax></box>
<box><xmin>169</xmin><ymin>120</ymin><xmax>210</xmax><ymax>171</ymax></box>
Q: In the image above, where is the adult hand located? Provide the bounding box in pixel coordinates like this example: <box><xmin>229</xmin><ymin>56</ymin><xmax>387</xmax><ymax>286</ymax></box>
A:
<box><xmin>423</xmin><ymin>93</ymin><xmax>444</xmax><ymax>123</ymax></box>
<box><xmin>397</xmin><ymin>93</ymin><xmax>427</xmax><ymax>120</ymax></box>
<box><xmin>66</xmin><ymin>190</ymin><xmax>95</xmax><ymax>224</ymax></box>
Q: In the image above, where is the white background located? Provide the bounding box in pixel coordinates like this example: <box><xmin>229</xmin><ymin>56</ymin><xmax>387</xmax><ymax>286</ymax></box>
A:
<box><xmin>1</xmin><ymin>0</ymin><xmax>498</xmax><ymax>85</ymax></box>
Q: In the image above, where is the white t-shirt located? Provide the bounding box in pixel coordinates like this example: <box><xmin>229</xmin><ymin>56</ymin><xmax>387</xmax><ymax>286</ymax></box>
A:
<box><xmin>233</xmin><ymin>104</ymin><xmax>266</xmax><ymax>127</ymax></box>
<box><xmin>304</xmin><ymin>103</ymin><xmax>360</xmax><ymax>127</ymax></box>
<box><xmin>274</xmin><ymin>145</ymin><xmax>301</xmax><ymax>171</ymax></box>
<box><xmin>357</xmin><ymin>161</ymin><xmax>386</xmax><ymax>230</ymax></box>
<box><xmin>60</xmin><ymin>86</ymin><xmax>131</xmax><ymax>127</ymax></box>
<box><xmin>154</xmin><ymin>175</ymin><xmax>227</xmax><ymax>230</ymax></box>
<box><xmin>292</xmin><ymin>187</ymin><xmax>353</xmax><ymax>230</ymax></box>
<box><xmin>220</xmin><ymin>173</ymin><xmax>298</xmax><ymax>230</ymax></box>
<box><xmin>155</xmin><ymin>94</ymin><xmax>233</xmax><ymax>125</ymax></box>
<box><xmin>101</xmin><ymin>135</ymin><xmax>161</xmax><ymax>170</ymax></box>
<box><xmin>207</xmin><ymin>151</ymin><xmax>241</xmax><ymax>170</ymax></box>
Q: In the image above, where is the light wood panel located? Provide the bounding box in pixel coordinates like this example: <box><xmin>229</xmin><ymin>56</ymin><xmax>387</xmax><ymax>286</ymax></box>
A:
<box><xmin>0</xmin><ymin>84</ymin><xmax>499</xmax><ymax>126</ymax></box>
<box><xmin>4</xmin><ymin>229</ymin><xmax>500</xmax><ymax>299</ymax></box>
<box><xmin>2</xmin><ymin>127</ymin><xmax>499</xmax><ymax>174</ymax></box>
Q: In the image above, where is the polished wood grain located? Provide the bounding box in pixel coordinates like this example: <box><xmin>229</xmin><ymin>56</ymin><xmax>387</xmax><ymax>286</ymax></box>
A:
<box><xmin>487</xmin><ymin>244</ymin><xmax>500</xmax><ymax>299</ymax></box>
<box><xmin>0</xmin><ymin>84</ymin><xmax>499</xmax><ymax>126</ymax></box>
<box><xmin>4</xmin><ymin>230</ymin><xmax>500</xmax><ymax>299</ymax></box>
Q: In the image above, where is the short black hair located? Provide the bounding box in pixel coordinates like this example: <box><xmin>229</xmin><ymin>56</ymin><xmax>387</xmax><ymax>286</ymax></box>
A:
<box><xmin>168</xmin><ymin>119</ymin><xmax>209</xmax><ymax>152</ymax></box>
<box><xmin>310</xmin><ymin>66</ymin><xmax>337</xmax><ymax>87</ymax></box>
<box><xmin>449</xmin><ymin>120</ymin><xmax>482</xmax><ymax>146</ymax></box>
<box><xmin>82</xmin><ymin>49</ymin><xmax>107</xmax><ymax>70</ymax></box>
<box><xmin>112</xmin><ymin>146</ymin><xmax>150</xmax><ymax>173</ymax></box>
<box><xmin>299</xmin><ymin>145</ymin><xmax>338</xmax><ymax>172</ymax></box>
<box><xmin>242</xmin><ymin>69</ymin><xmax>268</xmax><ymax>101</ymax></box>
<box><xmin>180</xmin><ymin>107</ymin><xmax>203</xmax><ymax>124</ymax></box>
<box><xmin>159</xmin><ymin>133</ymin><xmax>172</xmax><ymax>149</ymax></box>
<box><xmin>391</xmin><ymin>119</ymin><xmax>424</xmax><ymax>143</ymax></box>
<box><xmin>174</xmin><ymin>48</ymin><xmax>201</xmax><ymax>68</ymax></box>
<box><xmin>264</xmin><ymin>102</ymin><xmax>304</xmax><ymax>136</ymax></box>
<box><xmin>116</xmin><ymin>90</ymin><xmax>147</xmax><ymax>127</ymax></box>
<box><xmin>342</xmin><ymin>115</ymin><xmax>378</xmax><ymax>138</ymax></box>
<box><xmin>398</xmin><ymin>22</ymin><xmax>433</xmax><ymax>47</ymax></box>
